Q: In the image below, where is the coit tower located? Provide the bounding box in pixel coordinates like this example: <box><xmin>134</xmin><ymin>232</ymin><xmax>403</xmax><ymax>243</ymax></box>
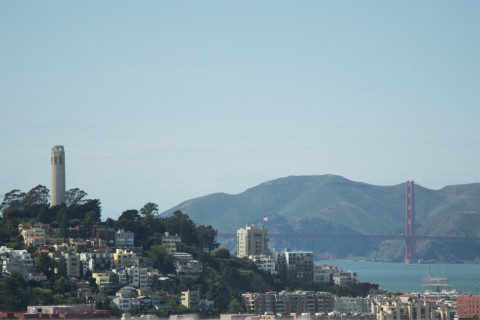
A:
<box><xmin>50</xmin><ymin>145</ymin><xmax>66</xmax><ymax>207</ymax></box>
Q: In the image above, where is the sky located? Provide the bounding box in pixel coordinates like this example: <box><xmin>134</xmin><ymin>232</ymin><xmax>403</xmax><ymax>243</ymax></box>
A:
<box><xmin>1</xmin><ymin>1</ymin><xmax>479</xmax><ymax>220</ymax></box>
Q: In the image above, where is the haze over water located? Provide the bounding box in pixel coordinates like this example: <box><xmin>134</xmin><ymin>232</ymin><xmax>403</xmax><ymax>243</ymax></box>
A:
<box><xmin>318</xmin><ymin>260</ymin><xmax>480</xmax><ymax>294</ymax></box>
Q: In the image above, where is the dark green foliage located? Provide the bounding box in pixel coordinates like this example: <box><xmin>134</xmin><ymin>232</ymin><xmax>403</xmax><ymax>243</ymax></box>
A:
<box><xmin>140</xmin><ymin>202</ymin><xmax>159</xmax><ymax>217</ymax></box>
<box><xmin>34</xmin><ymin>253</ymin><xmax>57</xmax><ymax>278</ymax></box>
<box><xmin>164</xmin><ymin>211</ymin><xmax>197</xmax><ymax>244</ymax></box>
<box><xmin>0</xmin><ymin>272</ymin><xmax>29</xmax><ymax>311</ymax></box>
<box><xmin>146</xmin><ymin>245</ymin><xmax>175</xmax><ymax>274</ymax></box>
<box><xmin>196</xmin><ymin>225</ymin><xmax>219</xmax><ymax>253</ymax></box>
<box><xmin>212</xmin><ymin>248</ymin><xmax>230</xmax><ymax>259</ymax></box>
<box><xmin>65</xmin><ymin>188</ymin><xmax>88</xmax><ymax>207</ymax></box>
<box><xmin>28</xmin><ymin>288</ymin><xmax>55</xmax><ymax>305</ymax></box>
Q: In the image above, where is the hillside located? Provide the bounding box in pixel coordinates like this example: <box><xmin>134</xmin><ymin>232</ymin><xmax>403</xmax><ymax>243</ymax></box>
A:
<box><xmin>162</xmin><ymin>175</ymin><xmax>480</xmax><ymax>263</ymax></box>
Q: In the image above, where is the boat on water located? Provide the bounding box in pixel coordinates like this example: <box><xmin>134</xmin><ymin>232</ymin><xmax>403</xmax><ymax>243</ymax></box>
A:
<box><xmin>421</xmin><ymin>265</ymin><xmax>459</xmax><ymax>298</ymax></box>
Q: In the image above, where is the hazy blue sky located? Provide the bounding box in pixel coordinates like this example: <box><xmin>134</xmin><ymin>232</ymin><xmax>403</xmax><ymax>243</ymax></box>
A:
<box><xmin>1</xmin><ymin>2</ymin><xmax>479</xmax><ymax>219</ymax></box>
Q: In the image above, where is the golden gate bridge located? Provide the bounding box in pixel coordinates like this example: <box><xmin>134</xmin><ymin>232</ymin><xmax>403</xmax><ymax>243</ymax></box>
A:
<box><xmin>217</xmin><ymin>181</ymin><xmax>480</xmax><ymax>263</ymax></box>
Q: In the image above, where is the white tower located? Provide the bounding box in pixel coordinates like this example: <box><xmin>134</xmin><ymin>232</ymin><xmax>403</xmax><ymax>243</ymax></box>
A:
<box><xmin>50</xmin><ymin>145</ymin><xmax>66</xmax><ymax>207</ymax></box>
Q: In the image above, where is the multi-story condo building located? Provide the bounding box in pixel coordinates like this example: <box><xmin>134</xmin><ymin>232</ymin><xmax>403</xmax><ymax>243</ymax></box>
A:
<box><xmin>314</xmin><ymin>264</ymin><xmax>337</xmax><ymax>284</ymax></box>
<box><xmin>0</xmin><ymin>246</ymin><xmax>34</xmax><ymax>279</ymax></box>
<box><xmin>126</xmin><ymin>266</ymin><xmax>150</xmax><ymax>289</ymax></box>
<box><xmin>249</xmin><ymin>254</ymin><xmax>277</xmax><ymax>275</ymax></box>
<box><xmin>335</xmin><ymin>297</ymin><xmax>372</xmax><ymax>313</ymax></box>
<box><xmin>91</xmin><ymin>225</ymin><xmax>116</xmax><ymax>247</ymax></box>
<box><xmin>115</xmin><ymin>229</ymin><xmax>135</xmax><ymax>248</ymax></box>
<box><xmin>275</xmin><ymin>250</ymin><xmax>314</xmax><ymax>286</ymax></box>
<box><xmin>62</xmin><ymin>252</ymin><xmax>81</xmax><ymax>278</ymax></box>
<box><xmin>162</xmin><ymin>232</ymin><xmax>181</xmax><ymax>253</ymax></box>
<box><xmin>21</xmin><ymin>228</ymin><xmax>47</xmax><ymax>247</ymax></box>
<box><xmin>80</xmin><ymin>251</ymin><xmax>114</xmax><ymax>273</ymax></box>
<box><xmin>372</xmin><ymin>296</ymin><xmax>451</xmax><ymax>320</ymax></box>
<box><xmin>237</xmin><ymin>224</ymin><xmax>269</xmax><ymax>258</ymax></box>
<box><xmin>113</xmin><ymin>249</ymin><xmax>139</xmax><ymax>268</ymax></box>
<box><xmin>181</xmin><ymin>290</ymin><xmax>200</xmax><ymax>309</ymax></box>
<box><xmin>242</xmin><ymin>290</ymin><xmax>335</xmax><ymax>315</ymax></box>
<box><xmin>457</xmin><ymin>295</ymin><xmax>480</xmax><ymax>319</ymax></box>
<box><xmin>333</xmin><ymin>271</ymin><xmax>358</xmax><ymax>287</ymax></box>
<box><xmin>173</xmin><ymin>252</ymin><xmax>203</xmax><ymax>274</ymax></box>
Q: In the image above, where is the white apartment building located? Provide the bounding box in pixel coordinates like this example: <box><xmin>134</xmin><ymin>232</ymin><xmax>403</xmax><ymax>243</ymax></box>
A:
<box><xmin>115</xmin><ymin>229</ymin><xmax>135</xmax><ymax>248</ymax></box>
<box><xmin>127</xmin><ymin>266</ymin><xmax>150</xmax><ymax>289</ymax></box>
<box><xmin>21</xmin><ymin>228</ymin><xmax>47</xmax><ymax>247</ymax></box>
<box><xmin>237</xmin><ymin>224</ymin><xmax>269</xmax><ymax>258</ymax></box>
<box><xmin>333</xmin><ymin>271</ymin><xmax>358</xmax><ymax>287</ymax></box>
<box><xmin>162</xmin><ymin>232</ymin><xmax>181</xmax><ymax>253</ymax></box>
<box><xmin>314</xmin><ymin>264</ymin><xmax>337</xmax><ymax>284</ymax></box>
<box><xmin>335</xmin><ymin>297</ymin><xmax>372</xmax><ymax>313</ymax></box>
<box><xmin>249</xmin><ymin>254</ymin><xmax>277</xmax><ymax>275</ymax></box>
<box><xmin>0</xmin><ymin>246</ymin><xmax>34</xmax><ymax>279</ymax></box>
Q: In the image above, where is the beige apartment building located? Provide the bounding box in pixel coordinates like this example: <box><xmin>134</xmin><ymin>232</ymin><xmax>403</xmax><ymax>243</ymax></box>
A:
<box><xmin>236</xmin><ymin>224</ymin><xmax>269</xmax><ymax>258</ymax></box>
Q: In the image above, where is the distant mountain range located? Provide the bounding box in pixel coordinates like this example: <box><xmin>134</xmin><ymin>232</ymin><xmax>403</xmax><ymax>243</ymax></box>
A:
<box><xmin>161</xmin><ymin>175</ymin><xmax>480</xmax><ymax>263</ymax></box>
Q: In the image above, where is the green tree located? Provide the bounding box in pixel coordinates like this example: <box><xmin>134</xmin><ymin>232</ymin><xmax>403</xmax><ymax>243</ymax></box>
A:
<box><xmin>118</xmin><ymin>209</ymin><xmax>141</xmax><ymax>221</ymax></box>
<box><xmin>146</xmin><ymin>245</ymin><xmax>175</xmax><ymax>274</ymax></box>
<box><xmin>0</xmin><ymin>272</ymin><xmax>29</xmax><ymax>311</ymax></box>
<box><xmin>212</xmin><ymin>248</ymin><xmax>230</xmax><ymax>259</ymax></box>
<box><xmin>25</xmin><ymin>185</ymin><xmax>50</xmax><ymax>207</ymax></box>
<box><xmin>57</xmin><ymin>256</ymin><xmax>68</xmax><ymax>277</ymax></box>
<box><xmin>65</xmin><ymin>188</ymin><xmax>88</xmax><ymax>207</ymax></box>
<box><xmin>28</xmin><ymin>288</ymin><xmax>54</xmax><ymax>306</ymax></box>
<box><xmin>140</xmin><ymin>202</ymin><xmax>159</xmax><ymax>217</ymax></box>
<box><xmin>196</xmin><ymin>225</ymin><xmax>219</xmax><ymax>253</ymax></box>
<box><xmin>84</xmin><ymin>210</ymin><xmax>101</xmax><ymax>227</ymax></box>
<box><xmin>34</xmin><ymin>253</ymin><xmax>57</xmax><ymax>278</ymax></box>
<box><xmin>1</xmin><ymin>189</ymin><xmax>27</xmax><ymax>213</ymax></box>
<box><xmin>53</xmin><ymin>276</ymin><xmax>71</xmax><ymax>293</ymax></box>
<box><xmin>2</xmin><ymin>207</ymin><xmax>23</xmax><ymax>220</ymax></box>
<box><xmin>227</xmin><ymin>297</ymin><xmax>244</xmax><ymax>313</ymax></box>
<box><xmin>164</xmin><ymin>211</ymin><xmax>197</xmax><ymax>245</ymax></box>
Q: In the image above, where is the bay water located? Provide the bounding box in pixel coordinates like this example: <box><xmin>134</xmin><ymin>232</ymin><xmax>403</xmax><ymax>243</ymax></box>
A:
<box><xmin>317</xmin><ymin>260</ymin><xmax>480</xmax><ymax>294</ymax></box>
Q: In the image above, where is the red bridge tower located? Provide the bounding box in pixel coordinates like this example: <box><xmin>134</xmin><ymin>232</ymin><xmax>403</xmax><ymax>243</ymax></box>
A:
<box><xmin>405</xmin><ymin>181</ymin><xmax>416</xmax><ymax>263</ymax></box>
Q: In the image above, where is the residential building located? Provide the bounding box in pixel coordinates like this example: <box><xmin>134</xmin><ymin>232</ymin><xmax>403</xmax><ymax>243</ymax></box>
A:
<box><xmin>242</xmin><ymin>290</ymin><xmax>335</xmax><ymax>315</ymax></box>
<box><xmin>62</xmin><ymin>252</ymin><xmax>81</xmax><ymax>278</ymax></box>
<box><xmin>0</xmin><ymin>246</ymin><xmax>34</xmax><ymax>279</ymax></box>
<box><xmin>275</xmin><ymin>250</ymin><xmax>314</xmax><ymax>286</ymax></box>
<box><xmin>91</xmin><ymin>225</ymin><xmax>116</xmax><ymax>247</ymax></box>
<box><xmin>115</xmin><ymin>229</ymin><xmax>135</xmax><ymax>248</ymax></box>
<box><xmin>181</xmin><ymin>290</ymin><xmax>200</xmax><ymax>309</ymax></box>
<box><xmin>314</xmin><ymin>264</ymin><xmax>336</xmax><ymax>285</ymax></box>
<box><xmin>333</xmin><ymin>271</ymin><xmax>358</xmax><ymax>287</ymax></box>
<box><xmin>162</xmin><ymin>232</ymin><xmax>181</xmax><ymax>253</ymax></box>
<box><xmin>335</xmin><ymin>297</ymin><xmax>372</xmax><ymax>313</ymax></box>
<box><xmin>371</xmin><ymin>296</ymin><xmax>450</xmax><ymax>320</ymax></box>
<box><xmin>80</xmin><ymin>251</ymin><xmax>113</xmax><ymax>273</ymax></box>
<box><xmin>237</xmin><ymin>224</ymin><xmax>269</xmax><ymax>258</ymax></box>
<box><xmin>457</xmin><ymin>295</ymin><xmax>480</xmax><ymax>319</ymax></box>
<box><xmin>21</xmin><ymin>228</ymin><xmax>47</xmax><ymax>247</ymax></box>
<box><xmin>126</xmin><ymin>266</ymin><xmax>150</xmax><ymax>289</ymax></box>
<box><xmin>113</xmin><ymin>248</ymin><xmax>139</xmax><ymax>268</ymax></box>
<box><xmin>92</xmin><ymin>271</ymin><xmax>120</xmax><ymax>292</ymax></box>
<box><xmin>249</xmin><ymin>255</ymin><xmax>277</xmax><ymax>275</ymax></box>
<box><xmin>173</xmin><ymin>252</ymin><xmax>203</xmax><ymax>274</ymax></box>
